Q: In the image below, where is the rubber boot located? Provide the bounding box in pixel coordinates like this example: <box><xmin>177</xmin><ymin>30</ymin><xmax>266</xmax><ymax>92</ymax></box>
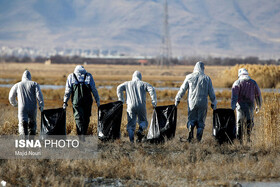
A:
<box><xmin>197</xmin><ymin>128</ymin><xmax>204</xmax><ymax>142</ymax></box>
<box><xmin>187</xmin><ymin>126</ymin><xmax>194</xmax><ymax>143</ymax></box>
<box><xmin>79</xmin><ymin>135</ymin><xmax>85</xmax><ymax>142</ymax></box>
<box><xmin>246</xmin><ymin>120</ymin><xmax>253</xmax><ymax>143</ymax></box>
<box><xmin>136</xmin><ymin>127</ymin><xmax>144</xmax><ymax>143</ymax></box>
<box><xmin>21</xmin><ymin>121</ymin><xmax>29</xmax><ymax>140</ymax></box>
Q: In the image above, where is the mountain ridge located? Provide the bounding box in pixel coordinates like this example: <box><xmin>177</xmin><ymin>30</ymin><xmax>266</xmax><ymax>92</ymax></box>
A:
<box><xmin>0</xmin><ymin>0</ymin><xmax>279</xmax><ymax>58</ymax></box>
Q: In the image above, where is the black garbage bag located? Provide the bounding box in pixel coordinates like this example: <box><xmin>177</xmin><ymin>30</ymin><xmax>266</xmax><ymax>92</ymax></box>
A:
<box><xmin>147</xmin><ymin>105</ymin><xmax>177</xmax><ymax>143</ymax></box>
<box><xmin>98</xmin><ymin>101</ymin><xmax>123</xmax><ymax>141</ymax></box>
<box><xmin>41</xmin><ymin>108</ymin><xmax>66</xmax><ymax>137</ymax></box>
<box><xmin>213</xmin><ymin>108</ymin><xmax>236</xmax><ymax>144</ymax></box>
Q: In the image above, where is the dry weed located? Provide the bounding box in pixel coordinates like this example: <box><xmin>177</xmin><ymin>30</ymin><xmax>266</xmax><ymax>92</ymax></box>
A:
<box><xmin>223</xmin><ymin>64</ymin><xmax>280</xmax><ymax>88</ymax></box>
<box><xmin>0</xmin><ymin>64</ymin><xmax>279</xmax><ymax>186</ymax></box>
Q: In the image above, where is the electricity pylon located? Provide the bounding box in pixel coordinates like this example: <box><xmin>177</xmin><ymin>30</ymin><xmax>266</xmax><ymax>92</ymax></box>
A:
<box><xmin>159</xmin><ymin>0</ymin><xmax>172</xmax><ymax>67</ymax></box>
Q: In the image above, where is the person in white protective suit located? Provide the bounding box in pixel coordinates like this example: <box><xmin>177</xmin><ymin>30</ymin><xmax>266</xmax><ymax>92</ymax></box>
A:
<box><xmin>63</xmin><ymin>65</ymin><xmax>100</xmax><ymax>139</ymax></box>
<box><xmin>9</xmin><ymin>70</ymin><xmax>44</xmax><ymax>137</ymax></box>
<box><xmin>231</xmin><ymin>68</ymin><xmax>262</xmax><ymax>142</ymax></box>
<box><xmin>117</xmin><ymin>71</ymin><xmax>157</xmax><ymax>143</ymax></box>
<box><xmin>175</xmin><ymin>61</ymin><xmax>217</xmax><ymax>142</ymax></box>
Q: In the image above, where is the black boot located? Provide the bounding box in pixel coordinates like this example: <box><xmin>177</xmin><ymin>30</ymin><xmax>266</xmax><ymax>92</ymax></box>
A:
<box><xmin>246</xmin><ymin>120</ymin><xmax>253</xmax><ymax>143</ymax></box>
<box><xmin>136</xmin><ymin>128</ymin><xmax>144</xmax><ymax>143</ymax></box>
<box><xmin>79</xmin><ymin>135</ymin><xmax>85</xmax><ymax>142</ymax></box>
<box><xmin>187</xmin><ymin>126</ymin><xmax>194</xmax><ymax>143</ymax></box>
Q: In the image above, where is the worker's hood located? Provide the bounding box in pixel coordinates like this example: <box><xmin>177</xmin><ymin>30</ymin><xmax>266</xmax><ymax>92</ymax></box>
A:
<box><xmin>22</xmin><ymin>70</ymin><xmax>31</xmax><ymax>81</ymax></box>
<box><xmin>238</xmin><ymin>68</ymin><xmax>249</xmax><ymax>77</ymax></box>
<box><xmin>193</xmin><ymin>61</ymin><xmax>205</xmax><ymax>74</ymax></box>
<box><xmin>74</xmin><ymin>65</ymin><xmax>87</xmax><ymax>75</ymax></box>
<box><xmin>132</xmin><ymin>71</ymin><xmax>142</xmax><ymax>81</ymax></box>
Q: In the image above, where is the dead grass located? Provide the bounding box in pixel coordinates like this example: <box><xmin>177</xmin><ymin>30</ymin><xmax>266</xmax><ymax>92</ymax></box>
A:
<box><xmin>0</xmin><ymin>63</ymin><xmax>279</xmax><ymax>186</ymax></box>
<box><xmin>1</xmin><ymin>93</ymin><xmax>279</xmax><ymax>186</ymax></box>
<box><xmin>222</xmin><ymin>64</ymin><xmax>280</xmax><ymax>88</ymax></box>
<box><xmin>0</xmin><ymin>131</ymin><xmax>279</xmax><ymax>186</ymax></box>
<box><xmin>0</xmin><ymin>63</ymin><xmax>227</xmax><ymax>87</ymax></box>
<box><xmin>255</xmin><ymin>93</ymin><xmax>280</xmax><ymax>149</ymax></box>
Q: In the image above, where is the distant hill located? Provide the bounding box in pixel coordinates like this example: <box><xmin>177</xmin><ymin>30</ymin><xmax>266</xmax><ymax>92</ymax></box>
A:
<box><xmin>0</xmin><ymin>0</ymin><xmax>279</xmax><ymax>58</ymax></box>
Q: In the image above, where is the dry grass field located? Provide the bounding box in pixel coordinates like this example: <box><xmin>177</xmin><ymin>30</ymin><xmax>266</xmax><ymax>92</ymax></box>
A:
<box><xmin>0</xmin><ymin>63</ymin><xmax>279</xmax><ymax>186</ymax></box>
<box><xmin>0</xmin><ymin>62</ymin><xmax>227</xmax><ymax>87</ymax></box>
<box><xmin>223</xmin><ymin>64</ymin><xmax>280</xmax><ymax>88</ymax></box>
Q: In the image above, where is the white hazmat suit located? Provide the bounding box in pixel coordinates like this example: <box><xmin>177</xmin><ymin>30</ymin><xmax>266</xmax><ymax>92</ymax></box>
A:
<box><xmin>9</xmin><ymin>70</ymin><xmax>44</xmax><ymax>136</ymax></box>
<box><xmin>175</xmin><ymin>62</ymin><xmax>217</xmax><ymax>141</ymax></box>
<box><xmin>117</xmin><ymin>71</ymin><xmax>157</xmax><ymax>142</ymax></box>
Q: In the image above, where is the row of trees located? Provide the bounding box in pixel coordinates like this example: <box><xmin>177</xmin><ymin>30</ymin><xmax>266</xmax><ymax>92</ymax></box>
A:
<box><xmin>0</xmin><ymin>55</ymin><xmax>47</xmax><ymax>63</ymax></box>
<box><xmin>178</xmin><ymin>56</ymin><xmax>280</xmax><ymax>66</ymax></box>
<box><xmin>0</xmin><ymin>55</ymin><xmax>279</xmax><ymax>66</ymax></box>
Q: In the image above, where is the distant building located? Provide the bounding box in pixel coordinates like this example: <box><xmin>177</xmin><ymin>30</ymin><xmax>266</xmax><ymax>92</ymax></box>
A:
<box><xmin>138</xmin><ymin>59</ymin><xmax>148</xmax><ymax>66</ymax></box>
<box><xmin>45</xmin><ymin>59</ymin><xmax>51</xmax><ymax>65</ymax></box>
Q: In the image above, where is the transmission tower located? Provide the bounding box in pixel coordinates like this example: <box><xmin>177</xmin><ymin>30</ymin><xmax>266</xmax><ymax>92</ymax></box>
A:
<box><xmin>159</xmin><ymin>0</ymin><xmax>172</xmax><ymax>67</ymax></box>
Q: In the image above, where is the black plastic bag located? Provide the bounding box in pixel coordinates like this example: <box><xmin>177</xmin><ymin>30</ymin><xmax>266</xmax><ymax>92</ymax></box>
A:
<box><xmin>147</xmin><ymin>105</ymin><xmax>177</xmax><ymax>143</ymax></box>
<box><xmin>213</xmin><ymin>108</ymin><xmax>236</xmax><ymax>144</ymax></box>
<box><xmin>41</xmin><ymin>108</ymin><xmax>66</xmax><ymax>137</ymax></box>
<box><xmin>98</xmin><ymin>101</ymin><xmax>123</xmax><ymax>141</ymax></box>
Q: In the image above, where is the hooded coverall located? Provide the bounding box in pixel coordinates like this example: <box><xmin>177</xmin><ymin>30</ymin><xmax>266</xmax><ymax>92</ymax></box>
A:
<box><xmin>64</xmin><ymin>65</ymin><xmax>100</xmax><ymax>135</ymax></box>
<box><xmin>231</xmin><ymin>68</ymin><xmax>262</xmax><ymax>142</ymax></box>
<box><xmin>175</xmin><ymin>62</ymin><xmax>217</xmax><ymax>142</ymax></box>
<box><xmin>9</xmin><ymin>70</ymin><xmax>44</xmax><ymax>136</ymax></box>
<box><xmin>117</xmin><ymin>71</ymin><xmax>157</xmax><ymax>142</ymax></box>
